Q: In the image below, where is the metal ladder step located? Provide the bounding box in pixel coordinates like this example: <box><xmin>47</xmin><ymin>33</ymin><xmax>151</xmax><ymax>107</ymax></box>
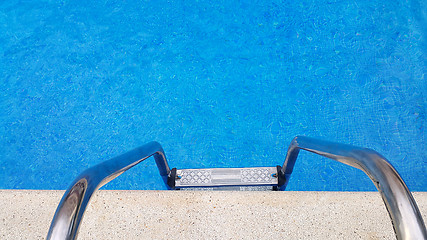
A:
<box><xmin>172</xmin><ymin>167</ymin><xmax>279</xmax><ymax>190</ymax></box>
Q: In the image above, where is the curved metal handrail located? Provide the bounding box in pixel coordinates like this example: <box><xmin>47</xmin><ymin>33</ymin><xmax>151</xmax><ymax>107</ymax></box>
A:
<box><xmin>46</xmin><ymin>141</ymin><xmax>171</xmax><ymax>240</ymax></box>
<box><xmin>280</xmin><ymin>136</ymin><xmax>426</xmax><ymax>240</ymax></box>
<box><xmin>47</xmin><ymin>138</ymin><xmax>426</xmax><ymax>240</ymax></box>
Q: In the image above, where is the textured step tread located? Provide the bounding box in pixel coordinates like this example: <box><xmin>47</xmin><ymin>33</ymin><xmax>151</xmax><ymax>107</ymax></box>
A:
<box><xmin>175</xmin><ymin>167</ymin><xmax>278</xmax><ymax>188</ymax></box>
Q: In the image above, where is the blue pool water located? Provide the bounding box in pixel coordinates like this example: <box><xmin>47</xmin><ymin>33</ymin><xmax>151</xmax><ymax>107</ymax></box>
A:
<box><xmin>0</xmin><ymin>0</ymin><xmax>425</xmax><ymax>191</ymax></box>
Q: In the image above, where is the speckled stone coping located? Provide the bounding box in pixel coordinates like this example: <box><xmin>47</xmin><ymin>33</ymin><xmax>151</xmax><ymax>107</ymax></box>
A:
<box><xmin>0</xmin><ymin>190</ymin><xmax>425</xmax><ymax>239</ymax></box>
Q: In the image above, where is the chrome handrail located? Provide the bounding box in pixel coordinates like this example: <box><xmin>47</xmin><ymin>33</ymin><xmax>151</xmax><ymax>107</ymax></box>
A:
<box><xmin>280</xmin><ymin>136</ymin><xmax>426</xmax><ymax>240</ymax></box>
<box><xmin>47</xmin><ymin>138</ymin><xmax>426</xmax><ymax>240</ymax></box>
<box><xmin>46</xmin><ymin>141</ymin><xmax>171</xmax><ymax>240</ymax></box>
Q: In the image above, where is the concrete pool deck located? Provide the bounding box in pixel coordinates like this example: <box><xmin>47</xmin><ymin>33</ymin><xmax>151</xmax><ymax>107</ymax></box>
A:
<box><xmin>0</xmin><ymin>190</ymin><xmax>426</xmax><ymax>239</ymax></box>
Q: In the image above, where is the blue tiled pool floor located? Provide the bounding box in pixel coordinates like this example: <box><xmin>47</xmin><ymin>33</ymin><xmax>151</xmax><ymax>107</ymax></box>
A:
<box><xmin>0</xmin><ymin>0</ymin><xmax>425</xmax><ymax>191</ymax></box>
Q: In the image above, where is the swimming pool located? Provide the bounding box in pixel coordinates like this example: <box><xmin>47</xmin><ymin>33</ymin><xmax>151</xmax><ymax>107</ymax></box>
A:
<box><xmin>0</xmin><ymin>0</ymin><xmax>425</xmax><ymax>191</ymax></box>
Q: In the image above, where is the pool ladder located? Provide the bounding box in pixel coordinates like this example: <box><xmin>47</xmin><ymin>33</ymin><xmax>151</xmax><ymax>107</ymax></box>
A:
<box><xmin>47</xmin><ymin>136</ymin><xmax>427</xmax><ymax>240</ymax></box>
